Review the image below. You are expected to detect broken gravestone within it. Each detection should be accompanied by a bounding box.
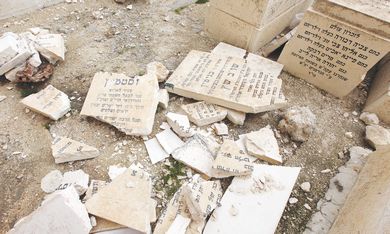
[80,72,159,136]
[41,170,63,193]
[56,169,89,196]
[20,85,70,120]
[365,125,390,149]
[244,126,282,164]
[181,101,227,127]
[203,164,301,234]
[34,34,65,64]
[212,139,254,178]
[165,215,191,234]
[278,106,316,142]
[166,112,194,138]
[8,187,92,234]
[85,166,152,234]
[144,137,169,164]
[51,136,99,163]
[165,50,287,113]
[156,128,185,154]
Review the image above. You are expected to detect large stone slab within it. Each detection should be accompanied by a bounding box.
[165,50,286,113]
[51,136,99,163]
[278,9,390,97]
[20,85,70,120]
[80,72,159,136]
[8,187,92,234]
[85,166,152,233]
[203,164,300,234]
[329,146,390,234]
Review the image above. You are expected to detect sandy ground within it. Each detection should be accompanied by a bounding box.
[0,0,380,233]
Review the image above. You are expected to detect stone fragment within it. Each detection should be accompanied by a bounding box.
[166,112,194,138]
[166,51,287,113]
[211,42,246,58]
[289,197,298,204]
[212,123,228,136]
[244,126,282,164]
[166,215,191,234]
[0,34,18,66]
[34,34,65,64]
[181,101,227,127]
[57,170,89,196]
[212,139,253,178]
[278,106,316,142]
[156,128,185,154]
[51,136,99,163]
[304,203,312,210]
[149,199,157,223]
[226,108,246,125]
[359,112,379,125]
[146,61,169,82]
[172,134,215,177]
[365,125,390,149]
[80,72,159,136]
[0,95,6,102]
[85,166,152,233]
[20,85,70,120]
[345,132,353,139]
[84,180,107,201]
[8,187,92,234]
[300,182,311,192]
[41,170,63,193]
[203,164,301,234]
[158,89,169,109]
[108,165,127,181]
[183,179,223,221]
[0,34,33,76]
[260,27,297,57]
[160,122,170,130]
[144,138,169,164]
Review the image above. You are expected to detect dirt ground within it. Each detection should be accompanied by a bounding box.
[0,0,381,233]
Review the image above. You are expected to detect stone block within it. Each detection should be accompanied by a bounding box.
[51,136,99,163]
[181,101,227,127]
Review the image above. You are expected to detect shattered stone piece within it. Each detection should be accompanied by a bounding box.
[166,112,194,138]
[0,34,18,66]
[41,170,63,193]
[146,61,169,82]
[212,139,253,178]
[183,179,223,221]
[345,132,353,139]
[51,136,99,163]
[211,42,246,58]
[84,180,108,201]
[212,123,228,136]
[8,187,92,234]
[20,85,70,120]
[57,170,89,196]
[166,215,191,234]
[260,27,297,57]
[158,89,169,109]
[160,122,170,130]
[165,50,287,113]
[81,72,159,136]
[226,108,246,125]
[156,128,185,154]
[365,125,390,149]
[289,197,298,204]
[203,164,301,234]
[181,101,227,127]
[29,27,50,36]
[300,182,311,192]
[144,138,169,164]
[244,126,282,164]
[172,134,215,177]
[34,34,65,64]
[0,95,6,102]
[85,166,152,233]
[278,106,316,142]
[108,165,127,181]
[304,203,312,210]
[149,199,157,223]
[359,112,379,125]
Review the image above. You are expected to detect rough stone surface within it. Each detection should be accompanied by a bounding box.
[365,125,390,149]
[20,85,70,120]
[359,112,379,125]
[146,61,169,82]
[278,106,316,142]
[40,170,63,193]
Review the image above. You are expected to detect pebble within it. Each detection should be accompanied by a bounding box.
[345,132,353,139]
[289,197,298,204]
[304,203,312,210]
[321,169,331,174]
[300,182,311,192]
[359,112,379,125]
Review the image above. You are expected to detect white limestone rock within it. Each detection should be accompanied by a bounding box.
[244,126,282,164]
[20,85,70,120]
[181,101,227,127]
[166,112,194,138]
[51,137,99,163]
[147,61,169,82]
[0,95,6,102]
[8,187,92,234]
[300,182,311,192]
[365,125,390,149]
[156,128,185,154]
[34,34,65,64]
[212,123,228,136]
[158,89,169,109]
[278,106,316,142]
[57,170,89,196]
[226,108,246,125]
[144,137,169,164]
[0,34,19,66]
[359,112,379,125]
[166,215,191,234]
[41,170,63,193]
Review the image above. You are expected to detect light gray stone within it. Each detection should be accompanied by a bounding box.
[359,112,379,125]
[365,125,390,149]
[278,106,316,142]
[41,170,63,193]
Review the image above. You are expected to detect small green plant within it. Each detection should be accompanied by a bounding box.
[17,83,39,97]
[195,0,209,4]
[162,160,186,197]
[43,122,51,130]
[174,6,187,14]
